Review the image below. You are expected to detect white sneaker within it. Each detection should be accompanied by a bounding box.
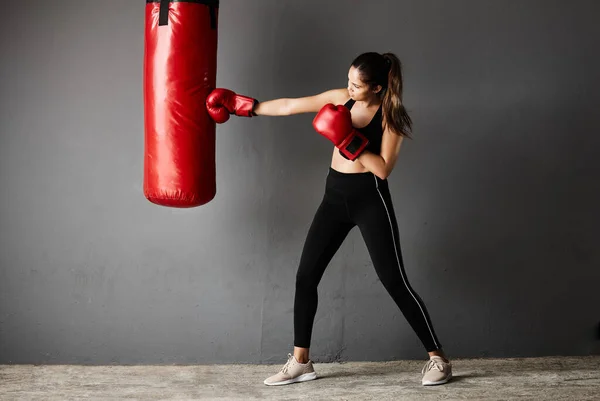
[421,356,453,385]
[263,353,317,386]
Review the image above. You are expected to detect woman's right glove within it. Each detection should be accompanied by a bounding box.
[206,88,259,124]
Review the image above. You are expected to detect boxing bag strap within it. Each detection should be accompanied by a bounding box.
[147,0,219,29]
[159,0,170,26]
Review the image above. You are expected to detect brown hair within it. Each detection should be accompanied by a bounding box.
[351,52,413,139]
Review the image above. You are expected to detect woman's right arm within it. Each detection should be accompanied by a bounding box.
[254,88,348,116]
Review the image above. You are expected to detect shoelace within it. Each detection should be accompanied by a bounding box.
[280,353,294,374]
[422,358,445,375]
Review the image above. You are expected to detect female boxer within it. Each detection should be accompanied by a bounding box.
[207,52,452,387]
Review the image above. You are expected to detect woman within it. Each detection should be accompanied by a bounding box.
[206,52,452,387]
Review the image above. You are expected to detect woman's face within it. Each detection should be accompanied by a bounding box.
[347,66,379,101]
[348,67,381,101]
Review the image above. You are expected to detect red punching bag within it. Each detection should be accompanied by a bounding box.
[143,0,219,207]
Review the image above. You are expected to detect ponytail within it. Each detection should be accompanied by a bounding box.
[382,53,413,139]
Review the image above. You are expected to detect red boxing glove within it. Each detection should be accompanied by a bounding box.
[206,88,259,123]
[313,104,369,161]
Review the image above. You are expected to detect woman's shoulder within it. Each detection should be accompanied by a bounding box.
[322,88,351,105]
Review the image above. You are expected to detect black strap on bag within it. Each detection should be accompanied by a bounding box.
[146,0,219,29]
[159,0,170,26]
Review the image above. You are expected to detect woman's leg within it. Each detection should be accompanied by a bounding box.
[294,194,354,360]
[355,180,443,354]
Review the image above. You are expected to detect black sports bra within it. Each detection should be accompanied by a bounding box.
[343,99,383,155]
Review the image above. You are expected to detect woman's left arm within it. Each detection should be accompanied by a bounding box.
[356,126,404,180]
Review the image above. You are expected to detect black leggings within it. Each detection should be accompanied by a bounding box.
[293,167,442,352]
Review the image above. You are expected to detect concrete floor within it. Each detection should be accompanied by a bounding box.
[0,356,598,400]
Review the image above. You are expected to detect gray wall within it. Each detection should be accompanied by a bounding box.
[1,0,599,364]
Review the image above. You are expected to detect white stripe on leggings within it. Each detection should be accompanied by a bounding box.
[372,175,440,349]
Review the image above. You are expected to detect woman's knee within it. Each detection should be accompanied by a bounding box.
[295,270,319,291]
